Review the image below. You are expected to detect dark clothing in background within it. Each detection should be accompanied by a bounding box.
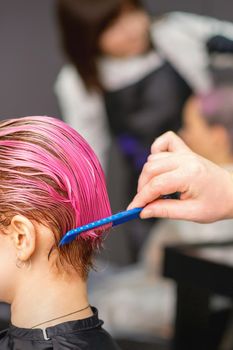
[207,35,233,53]
[0,307,120,350]
[104,61,192,161]
[104,62,191,259]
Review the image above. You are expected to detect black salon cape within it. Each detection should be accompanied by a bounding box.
[0,307,120,350]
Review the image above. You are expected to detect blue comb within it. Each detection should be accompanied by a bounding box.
[59,192,180,246]
[59,207,143,246]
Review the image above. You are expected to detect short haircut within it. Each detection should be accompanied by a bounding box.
[56,0,141,90]
[0,116,111,279]
[198,85,233,149]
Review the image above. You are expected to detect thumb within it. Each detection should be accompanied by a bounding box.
[140,199,198,221]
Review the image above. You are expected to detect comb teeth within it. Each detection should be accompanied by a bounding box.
[70,218,112,234]
[59,208,143,246]
[59,193,180,247]
[59,218,113,246]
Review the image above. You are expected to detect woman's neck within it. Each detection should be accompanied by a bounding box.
[11,266,92,329]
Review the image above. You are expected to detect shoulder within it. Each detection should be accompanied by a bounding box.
[152,11,214,29]
[81,327,120,350]
[151,11,222,41]
[152,11,233,41]
[56,325,120,350]
[55,64,87,97]
[54,64,104,113]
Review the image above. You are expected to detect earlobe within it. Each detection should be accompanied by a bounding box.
[10,215,36,262]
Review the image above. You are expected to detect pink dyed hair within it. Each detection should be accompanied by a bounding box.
[0,116,112,278]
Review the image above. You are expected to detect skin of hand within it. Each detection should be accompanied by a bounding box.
[128,131,233,223]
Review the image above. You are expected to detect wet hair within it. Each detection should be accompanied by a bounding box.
[0,116,111,279]
[56,0,141,90]
[198,86,233,149]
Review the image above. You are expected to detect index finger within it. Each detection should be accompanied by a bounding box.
[128,170,184,209]
[137,153,177,192]
[151,131,190,154]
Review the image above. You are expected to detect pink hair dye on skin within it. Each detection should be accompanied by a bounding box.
[0,116,112,273]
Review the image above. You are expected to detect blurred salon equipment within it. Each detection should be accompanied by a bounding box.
[207,35,233,85]
[163,241,233,350]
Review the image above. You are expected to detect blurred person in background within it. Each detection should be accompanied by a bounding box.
[89,85,233,339]
[54,0,233,258]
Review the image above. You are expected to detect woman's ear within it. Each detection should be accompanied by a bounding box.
[10,215,36,262]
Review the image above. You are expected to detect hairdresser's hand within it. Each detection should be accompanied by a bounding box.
[128,132,233,223]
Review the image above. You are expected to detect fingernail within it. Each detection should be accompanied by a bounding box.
[128,203,137,210]
[141,209,153,218]
[127,197,137,210]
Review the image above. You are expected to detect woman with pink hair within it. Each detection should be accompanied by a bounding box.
[0,116,119,349]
